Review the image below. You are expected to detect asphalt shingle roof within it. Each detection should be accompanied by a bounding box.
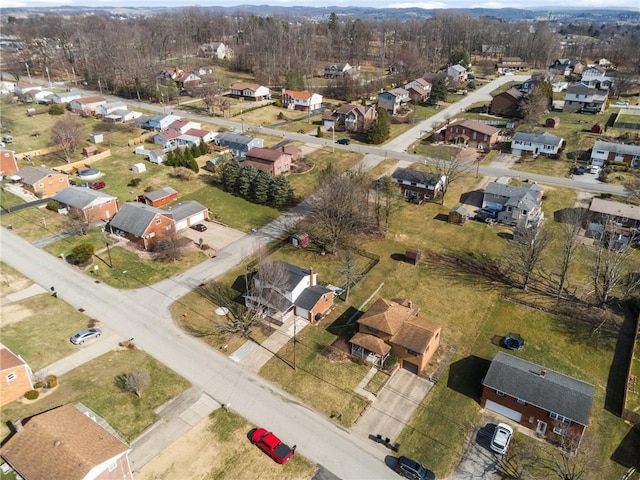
[392,167,442,186]
[593,140,640,156]
[215,133,257,146]
[512,132,563,147]
[16,166,65,185]
[163,200,207,221]
[143,187,177,202]
[294,285,332,312]
[53,187,116,209]
[108,202,167,237]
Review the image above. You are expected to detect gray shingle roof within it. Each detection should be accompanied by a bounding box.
[109,202,167,237]
[16,166,64,185]
[391,167,442,186]
[215,133,257,145]
[295,285,332,311]
[512,132,563,147]
[483,352,595,425]
[163,200,207,221]
[593,140,640,156]
[53,187,116,209]
[143,187,177,202]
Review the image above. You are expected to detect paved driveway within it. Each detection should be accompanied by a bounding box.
[180,221,246,252]
[453,418,512,480]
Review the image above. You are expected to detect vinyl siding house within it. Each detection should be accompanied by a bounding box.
[168,119,201,134]
[50,91,82,104]
[481,352,594,450]
[590,140,640,168]
[145,114,182,131]
[96,102,127,117]
[549,58,584,76]
[281,90,323,111]
[0,403,133,480]
[228,83,270,101]
[108,202,176,250]
[563,84,608,114]
[153,130,181,149]
[444,119,500,151]
[16,166,70,198]
[349,298,442,375]
[511,132,563,157]
[324,63,355,79]
[162,200,209,231]
[447,64,468,83]
[377,88,410,116]
[52,187,119,223]
[0,348,34,407]
[327,104,377,133]
[391,167,446,203]
[197,42,228,59]
[243,147,292,176]
[588,198,640,250]
[244,262,334,324]
[68,96,107,115]
[483,182,544,228]
[404,78,431,103]
[214,133,263,158]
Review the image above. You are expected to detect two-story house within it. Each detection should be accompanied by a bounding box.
[53,187,119,223]
[243,147,292,176]
[377,88,410,116]
[447,64,468,83]
[214,133,264,158]
[325,105,377,133]
[482,182,544,228]
[0,348,34,407]
[482,352,594,451]
[549,59,584,76]
[324,63,358,79]
[391,167,447,203]
[404,78,431,104]
[581,66,607,81]
[444,119,500,151]
[511,132,563,157]
[590,140,640,168]
[519,72,555,95]
[244,262,334,324]
[169,119,202,134]
[563,83,608,114]
[281,90,323,112]
[17,166,70,198]
[196,41,228,59]
[108,202,176,250]
[68,96,107,115]
[349,298,442,375]
[496,56,528,74]
[588,197,640,250]
[490,88,523,117]
[228,83,270,101]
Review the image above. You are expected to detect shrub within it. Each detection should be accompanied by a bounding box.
[317,126,324,138]
[116,371,150,398]
[24,390,39,400]
[34,381,45,389]
[46,374,58,388]
[170,167,196,180]
[46,200,60,211]
[49,104,65,115]
[128,178,142,187]
[70,242,94,265]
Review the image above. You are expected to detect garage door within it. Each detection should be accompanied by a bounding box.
[402,360,419,375]
[485,400,522,423]
[189,212,205,224]
[175,219,188,231]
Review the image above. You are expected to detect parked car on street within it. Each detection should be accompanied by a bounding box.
[336,138,351,145]
[490,423,513,454]
[70,328,102,345]
[250,428,295,464]
[190,223,207,232]
[394,456,432,480]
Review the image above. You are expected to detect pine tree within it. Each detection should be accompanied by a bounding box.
[237,166,257,198]
[430,77,448,104]
[366,107,390,144]
[165,150,176,166]
[190,144,199,158]
[252,171,271,204]
[222,159,241,193]
[269,175,294,208]
[199,141,209,156]
[188,158,199,173]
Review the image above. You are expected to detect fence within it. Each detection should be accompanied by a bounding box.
[622,312,640,425]
[52,149,112,173]
[127,132,156,148]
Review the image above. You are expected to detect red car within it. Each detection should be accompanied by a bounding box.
[251,427,295,464]
[89,181,106,190]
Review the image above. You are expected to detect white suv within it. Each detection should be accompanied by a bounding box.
[490,423,513,454]
[590,165,602,175]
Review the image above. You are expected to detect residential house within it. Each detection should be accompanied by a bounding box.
[391,167,447,203]
[0,149,19,176]
[16,166,70,198]
[596,58,613,69]
[349,298,442,375]
[377,88,410,116]
[482,182,544,228]
[563,83,608,113]
[96,102,127,117]
[519,72,555,95]
[157,68,201,90]
[183,128,215,145]
[326,104,377,133]
[590,140,640,168]
[447,64,468,83]
[108,202,176,250]
[52,187,119,223]
[214,133,263,158]
[15,83,42,96]
[281,90,323,111]
[244,262,334,324]
[153,130,181,149]
[282,145,303,162]
[490,88,523,117]
[68,96,107,115]
[496,57,528,74]
[169,119,202,134]
[580,76,614,90]
[197,41,228,59]
[581,66,607,81]
[243,147,291,176]
[444,119,500,151]
[103,109,141,123]
[0,347,34,407]
[0,81,16,95]
[228,83,270,101]
[49,91,82,104]
[481,352,594,450]
[588,197,640,249]
[137,187,178,207]
[162,200,209,230]
[145,114,181,131]
[549,59,584,76]
[324,63,356,79]
[481,44,506,57]
[511,132,563,157]
[0,403,133,480]
[22,89,53,104]
[404,78,432,104]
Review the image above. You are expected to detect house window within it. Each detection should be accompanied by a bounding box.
[108,461,118,472]
[496,390,505,396]
[6,372,17,382]
[552,426,565,435]
[549,412,572,424]
[406,348,422,357]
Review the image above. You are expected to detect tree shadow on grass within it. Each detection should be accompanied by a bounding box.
[326,306,360,338]
[611,425,640,470]
[424,250,512,290]
[447,355,492,403]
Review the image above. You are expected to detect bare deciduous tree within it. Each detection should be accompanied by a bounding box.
[555,208,587,299]
[119,371,150,398]
[338,249,362,302]
[50,115,83,163]
[509,223,552,291]
[430,152,472,206]
[375,175,402,233]
[153,235,185,263]
[64,210,90,235]
[624,176,640,200]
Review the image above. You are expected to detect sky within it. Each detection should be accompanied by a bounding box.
[2,0,639,11]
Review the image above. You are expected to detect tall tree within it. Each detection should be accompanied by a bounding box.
[50,115,83,163]
[555,208,586,299]
[430,152,471,206]
[521,83,552,125]
[509,223,552,291]
[429,77,448,104]
[376,176,401,233]
[338,249,362,302]
[366,107,390,144]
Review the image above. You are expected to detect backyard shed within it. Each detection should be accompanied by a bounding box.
[405,248,422,265]
[448,205,467,225]
[89,133,104,144]
[290,233,310,248]
[132,163,147,174]
[82,146,98,157]
[591,124,603,134]
[545,117,560,128]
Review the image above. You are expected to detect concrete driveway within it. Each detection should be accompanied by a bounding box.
[180,221,247,252]
[352,368,433,444]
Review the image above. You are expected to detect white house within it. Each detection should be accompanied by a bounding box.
[169,119,202,134]
[511,132,564,157]
[197,42,228,59]
[324,63,354,79]
[281,90,323,111]
[581,66,607,81]
[104,109,141,123]
[563,84,608,114]
[69,96,107,114]
[153,130,181,148]
[50,91,82,104]
[447,64,468,83]
[183,128,215,144]
[25,89,53,103]
[0,81,16,95]
[228,83,270,101]
[97,102,127,116]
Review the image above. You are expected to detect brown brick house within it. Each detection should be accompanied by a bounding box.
[481,352,594,450]
[244,147,291,176]
[0,149,19,176]
[0,403,133,480]
[444,119,499,151]
[391,167,447,203]
[53,187,119,223]
[350,298,442,375]
[108,202,176,250]
[490,88,523,117]
[0,348,33,407]
[17,166,70,198]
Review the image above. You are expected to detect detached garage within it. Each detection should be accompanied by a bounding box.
[163,200,208,231]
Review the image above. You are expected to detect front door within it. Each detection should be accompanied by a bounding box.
[536,420,547,435]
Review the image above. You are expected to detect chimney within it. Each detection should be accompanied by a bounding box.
[540,368,547,377]
[13,419,24,433]
[309,267,314,286]
[282,146,286,152]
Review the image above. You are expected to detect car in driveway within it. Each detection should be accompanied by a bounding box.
[70,328,102,345]
[574,165,587,175]
[251,427,295,464]
[394,456,433,480]
[190,223,207,232]
[89,181,106,190]
[615,100,629,106]
[474,208,498,222]
[590,165,601,175]
[336,138,351,145]
[490,423,513,454]
[503,335,525,350]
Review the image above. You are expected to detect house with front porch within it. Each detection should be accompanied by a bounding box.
[228,83,270,101]
[349,298,442,375]
[482,181,544,228]
[511,132,563,157]
[52,187,119,223]
[563,83,608,114]
[244,262,334,325]
[391,167,447,203]
[481,352,594,451]
[108,202,176,250]
[325,104,377,133]
[377,88,410,116]
[590,140,640,168]
[214,133,263,158]
[281,90,323,111]
[444,119,499,151]
[496,56,528,74]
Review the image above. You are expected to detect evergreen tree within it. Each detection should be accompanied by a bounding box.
[237,166,257,198]
[188,158,199,173]
[366,107,390,144]
[174,148,184,165]
[165,150,176,166]
[184,148,194,162]
[199,141,209,156]
[252,170,271,204]
[449,47,470,68]
[190,143,199,158]
[222,159,241,193]
[284,71,306,91]
[429,77,447,104]
[269,175,294,208]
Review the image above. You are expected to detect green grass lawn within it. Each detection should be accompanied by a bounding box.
[0,349,191,442]
[510,156,573,177]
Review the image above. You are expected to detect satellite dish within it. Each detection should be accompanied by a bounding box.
[215,307,229,316]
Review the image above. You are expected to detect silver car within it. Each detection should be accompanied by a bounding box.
[490,423,513,454]
[70,328,102,345]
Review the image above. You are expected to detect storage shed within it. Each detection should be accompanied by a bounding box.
[132,163,147,174]
[290,233,310,248]
[448,205,467,225]
[545,117,560,129]
[82,146,98,157]
[591,124,603,134]
[405,248,422,265]
[89,133,104,144]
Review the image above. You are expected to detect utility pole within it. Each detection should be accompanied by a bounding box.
[292,318,297,370]
[25,63,32,83]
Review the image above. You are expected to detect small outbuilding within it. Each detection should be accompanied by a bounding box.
[290,233,310,248]
[405,248,422,265]
[89,133,104,144]
[545,117,560,129]
[82,145,98,157]
[132,162,147,174]
[591,124,603,134]
[448,205,467,225]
